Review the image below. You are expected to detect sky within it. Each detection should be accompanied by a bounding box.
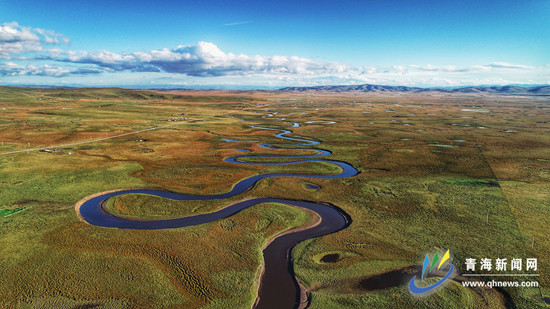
[0,0,549,89]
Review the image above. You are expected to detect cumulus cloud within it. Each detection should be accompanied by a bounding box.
[0,22,70,59]
[46,42,359,77]
[0,62,100,77]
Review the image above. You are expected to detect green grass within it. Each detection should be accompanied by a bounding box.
[0,207,28,217]
[0,87,548,308]
[0,160,146,205]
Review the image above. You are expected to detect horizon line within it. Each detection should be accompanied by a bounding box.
[1,83,549,91]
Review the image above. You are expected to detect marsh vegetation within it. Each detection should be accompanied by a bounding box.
[0,87,548,308]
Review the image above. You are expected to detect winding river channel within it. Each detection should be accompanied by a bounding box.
[77,121,358,308]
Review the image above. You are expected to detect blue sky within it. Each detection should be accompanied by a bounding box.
[1,0,548,88]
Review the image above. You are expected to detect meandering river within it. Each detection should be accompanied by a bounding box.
[77,121,358,308]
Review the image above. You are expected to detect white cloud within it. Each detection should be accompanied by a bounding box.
[0,62,100,77]
[49,42,362,77]
[223,21,252,27]
[1,22,547,87]
[486,62,533,70]
[0,22,70,59]
[409,63,535,73]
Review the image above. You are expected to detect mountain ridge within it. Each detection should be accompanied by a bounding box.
[279,84,550,95]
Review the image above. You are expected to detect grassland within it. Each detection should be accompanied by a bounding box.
[0,86,548,308]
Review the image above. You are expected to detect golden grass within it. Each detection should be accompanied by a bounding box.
[0,87,548,308]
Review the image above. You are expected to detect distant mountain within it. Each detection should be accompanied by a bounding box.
[281,84,423,92]
[280,84,550,95]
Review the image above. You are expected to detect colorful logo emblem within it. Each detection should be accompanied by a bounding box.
[409,249,454,295]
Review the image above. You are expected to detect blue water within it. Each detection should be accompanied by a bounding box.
[77,122,358,309]
[80,125,358,228]
[221,138,259,143]
[305,184,320,189]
